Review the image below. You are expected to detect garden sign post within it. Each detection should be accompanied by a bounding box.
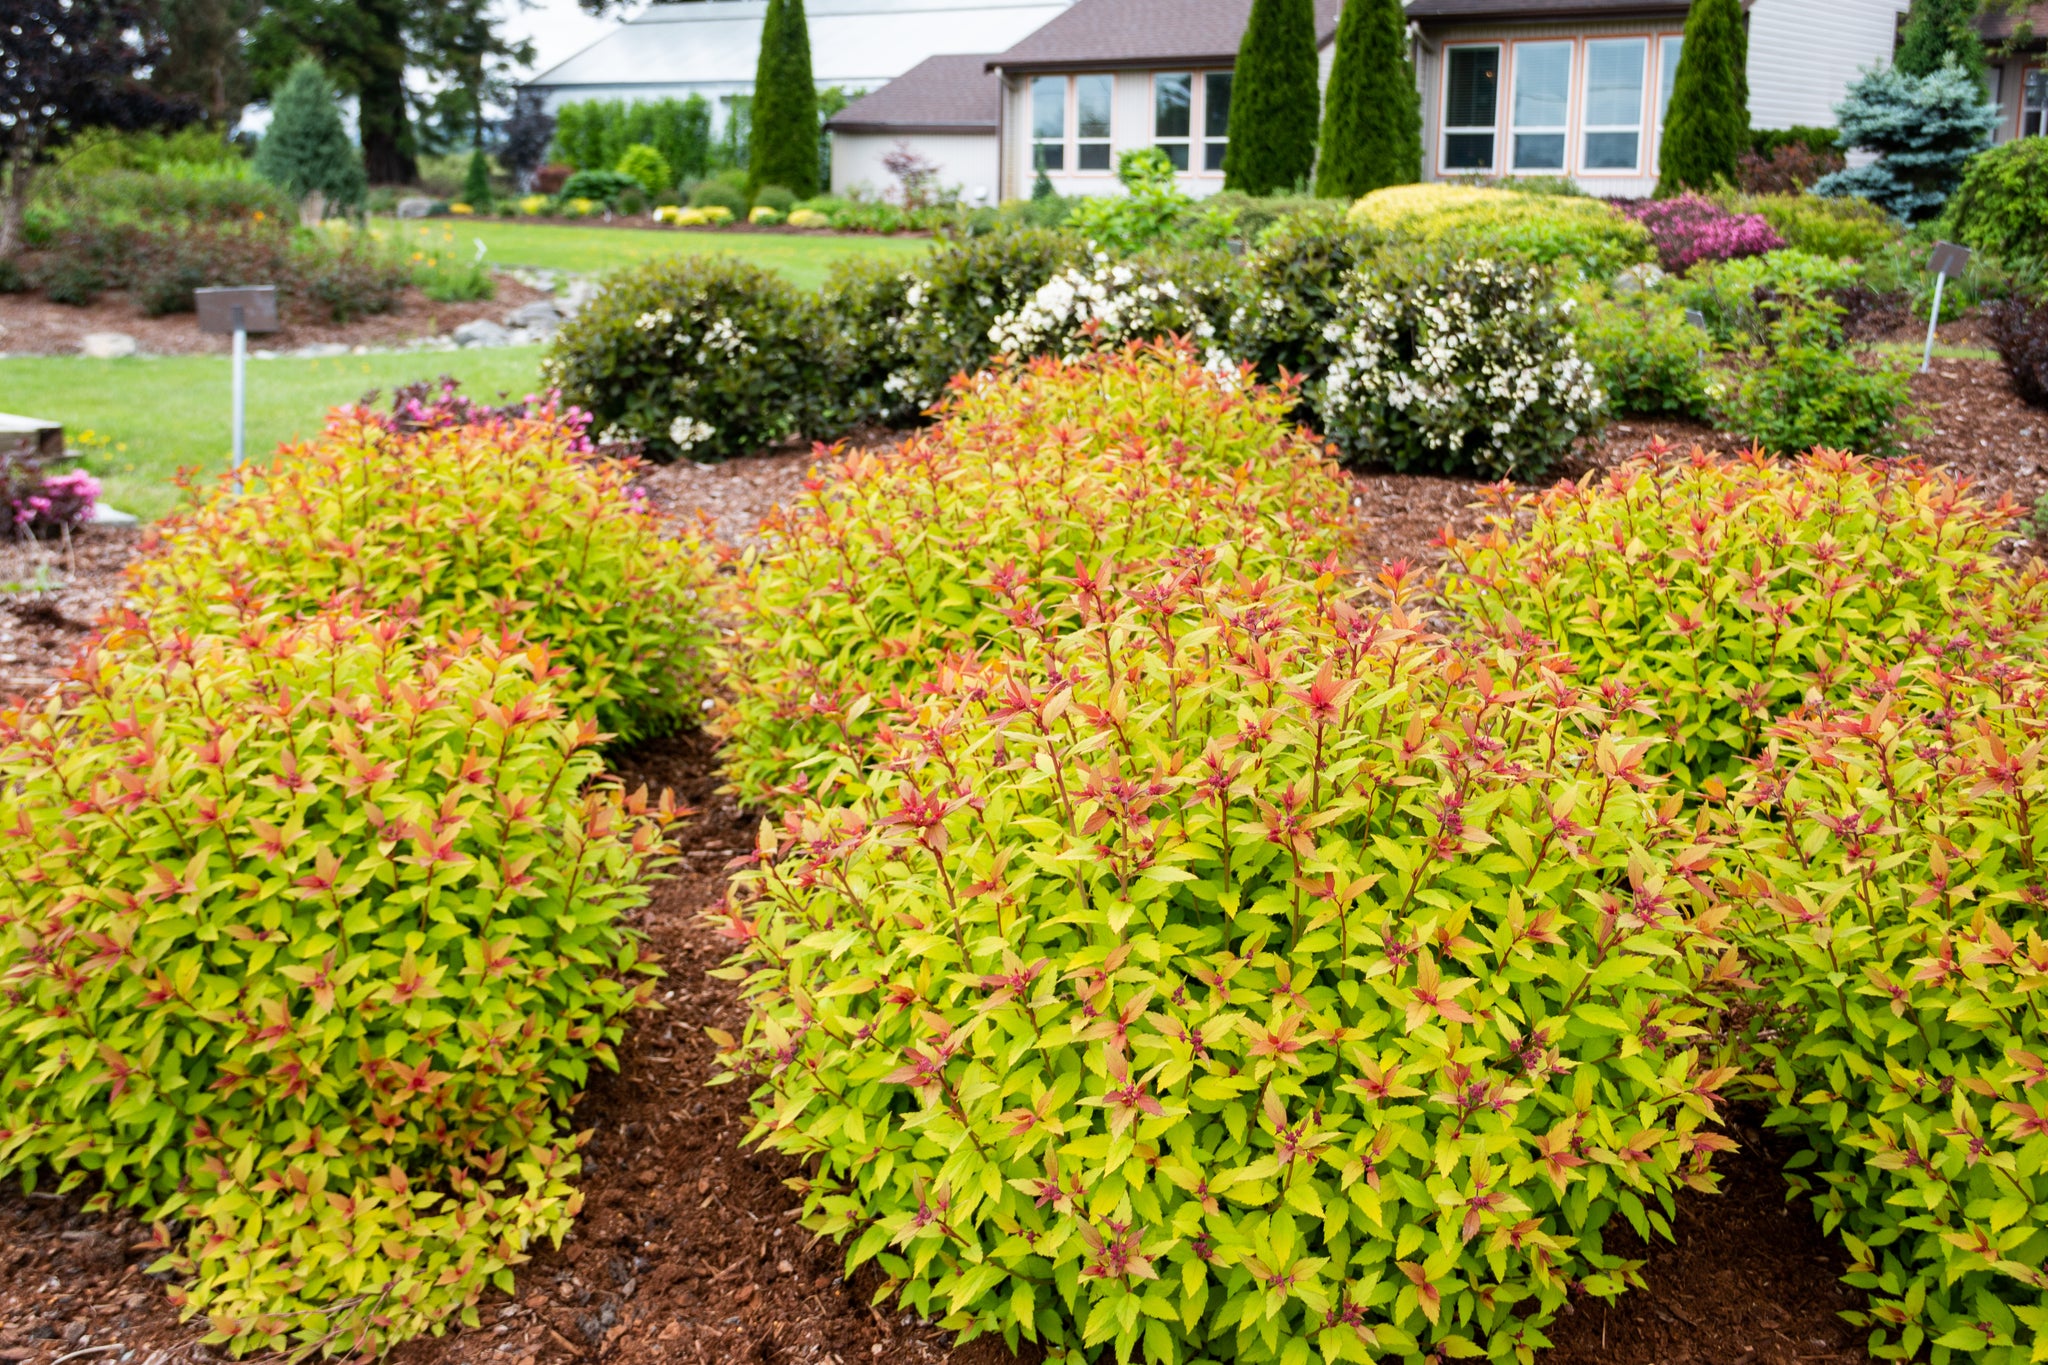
[1922,241,1971,373]
[194,286,281,470]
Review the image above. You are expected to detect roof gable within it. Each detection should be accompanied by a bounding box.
[827,53,1001,131]
[988,0,1343,73]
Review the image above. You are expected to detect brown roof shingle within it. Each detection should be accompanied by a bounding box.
[1407,0,1687,19]
[826,53,1001,132]
[987,0,1342,72]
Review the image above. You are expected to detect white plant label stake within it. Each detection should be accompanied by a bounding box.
[1922,241,1971,373]
[195,286,282,471]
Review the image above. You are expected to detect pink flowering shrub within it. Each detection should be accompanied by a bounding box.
[1623,195,1786,273]
[2,458,100,534]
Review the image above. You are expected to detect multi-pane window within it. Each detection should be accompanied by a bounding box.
[1658,36,1683,124]
[1204,72,1232,170]
[1076,74,1112,169]
[1031,76,1065,171]
[1582,38,1647,170]
[1154,72,1193,169]
[2025,68,2047,138]
[1511,41,1572,171]
[1443,46,1500,171]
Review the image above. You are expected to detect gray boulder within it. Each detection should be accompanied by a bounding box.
[505,300,563,332]
[79,332,138,359]
[452,319,512,348]
[396,196,435,220]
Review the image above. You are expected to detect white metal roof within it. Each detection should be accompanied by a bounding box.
[526,0,1074,93]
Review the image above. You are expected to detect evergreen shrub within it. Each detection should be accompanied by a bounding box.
[715,342,1358,807]
[615,144,673,197]
[128,399,713,744]
[253,60,367,213]
[1442,444,2045,783]
[1942,135,2048,263]
[1223,0,1321,194]
[1350,184,1651,277]
[1314,0,1420,197]
[1225,206,1382,390]
[0,611,675,1357]
[720,565,1742,1364]
[1656,0,1749,194]
[1813,60,1997,221]
[543,253,829,461]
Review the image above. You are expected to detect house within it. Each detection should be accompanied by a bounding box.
[521,0,1075,133]
[1981,2,2047,142]
[827,55,1005,200]
[1407,0,1908,195]
[836,0,2048,203]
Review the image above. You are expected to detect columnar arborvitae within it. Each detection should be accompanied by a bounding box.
[1314,0,1420,198]
[253,59,367,211]
[1895,0,1988,88]
[1657,0,1749,194]
[749,0,819,196]
[1223,0,1321,196]
[462,148,493,207]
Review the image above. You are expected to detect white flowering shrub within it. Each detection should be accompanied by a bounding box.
[987,253,1237,365]
[1316,252,1606,479]
[544,254,829,459]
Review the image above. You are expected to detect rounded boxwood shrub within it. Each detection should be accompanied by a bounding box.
[715,342,1358,808]
[1349,183,1652,278]
[718,566,1739,1364]
[1943,134,2048,264]
[545,253,831,460]
[0,611,675,1357]
[1315,250,1606,479]
[1442,443,2048,783]
[127,398,713,745]
[1719,650,2048,1364]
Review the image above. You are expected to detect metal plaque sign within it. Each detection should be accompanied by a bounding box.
[1927,241,1972,278]
[195,285,280,335]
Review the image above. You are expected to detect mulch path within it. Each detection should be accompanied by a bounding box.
[3,355,2047,1365]
[0,277,550,359]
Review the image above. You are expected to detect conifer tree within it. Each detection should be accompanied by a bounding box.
[1314,0,1419,198]
[1895,0,1987,88]
[1223,0,1320,196]
[1656,0,1749,194]
[253,58,366,215]
[462,148,493,207]
[749,0,819,196]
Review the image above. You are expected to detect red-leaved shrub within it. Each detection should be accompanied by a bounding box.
[1622,195,1786,273]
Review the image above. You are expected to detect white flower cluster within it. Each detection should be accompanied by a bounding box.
[667,416,715,452]
[987,261,1215,362]
[1314,259,1605,478]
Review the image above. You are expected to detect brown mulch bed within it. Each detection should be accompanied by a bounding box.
[0,527,140,702]
[6,355,2048,1365]
[0,277,550,358]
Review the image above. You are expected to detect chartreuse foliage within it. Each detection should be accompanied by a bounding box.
[1442,445,2047,785]
[715,343,1358,809]
[717,566,1743,1365]
[1719,652,2048,1364]
[125,401,714,745]
[0,611,676,1357]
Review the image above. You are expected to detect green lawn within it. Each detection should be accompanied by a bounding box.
[6,348,544,522]
[392,218,930,289]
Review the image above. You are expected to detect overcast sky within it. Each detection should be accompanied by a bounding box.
[498,0,636,81]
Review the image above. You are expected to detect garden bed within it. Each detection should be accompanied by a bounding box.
[0,276,551,358]
[2,354,2046,1365]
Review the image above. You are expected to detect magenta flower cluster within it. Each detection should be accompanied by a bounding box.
[369,377,599,454]
[1624,194,1786,273]
[9,468,100,532]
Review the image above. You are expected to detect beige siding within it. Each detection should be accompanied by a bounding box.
[1745,0,1909,129]
[831,132,1001,201]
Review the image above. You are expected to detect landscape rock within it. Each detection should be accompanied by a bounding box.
[452,319,512,348]
[1612,262,1667,296]
[290,342,350,358]
[90,503,139,526]
[560,278,603,318]
[78,333,138,359]
[396,196,435,219]
[505,300,563,332]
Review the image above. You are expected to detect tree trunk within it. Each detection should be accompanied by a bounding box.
[0,143,34,262]
[356,0,418,184]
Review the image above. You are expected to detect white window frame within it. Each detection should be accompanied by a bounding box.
[1153,71,1193,171]
[1201,70,1232,174]
[1029,75,1067,174]
[1508,39,1574,175]
[1440,43,1503,175]
[1029,75,1114,177]
[1074,74,1114,172]
[2024,66,2047,138]
[1580,36,1649,176]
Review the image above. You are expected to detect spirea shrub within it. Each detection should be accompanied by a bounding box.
[542,253,829,458]
[1620,195,1786,275]
[987,255,1232,363]
[1316,252,1604,479]
[0,611,675,1357]
[1442,443,2046,783]
[718,567,1741,1365]
[716,342,1358,808]
[1721,654,2048,1365]
[1350,183,1652,278]
[126,400,714,745]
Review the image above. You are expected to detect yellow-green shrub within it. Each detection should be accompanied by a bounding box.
[715,341,1360,808]
[1349,184,1651,277]
[1442,444,2047,783]
[0,611,676,1356]
[127,399,713,744]
[720,566,1740,1364]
